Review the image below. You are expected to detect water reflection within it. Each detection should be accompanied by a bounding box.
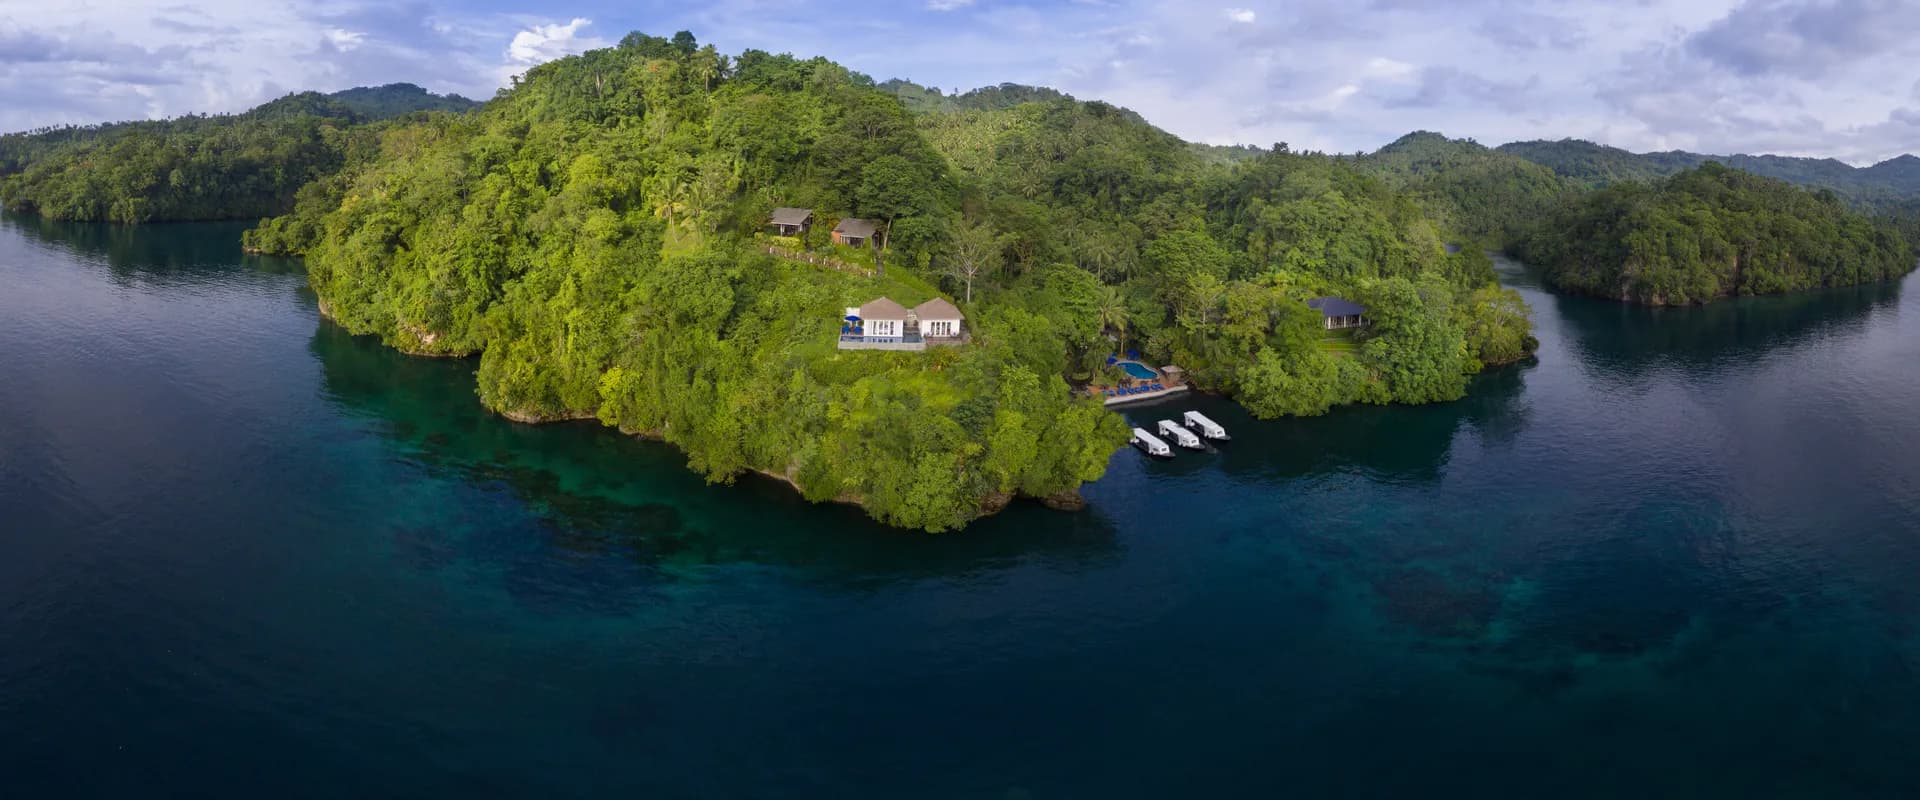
[307,320,1123,596]
[1541,267,1903,382]
[0,210,304,282]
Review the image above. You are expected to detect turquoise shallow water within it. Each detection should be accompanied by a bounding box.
[3,212,1920,797]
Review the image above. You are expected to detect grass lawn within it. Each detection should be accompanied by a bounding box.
[1318,328,1359,357]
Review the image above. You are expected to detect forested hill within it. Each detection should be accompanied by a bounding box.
[257,31,1532,529]
[1355,131,1574,248]
[1352,133,1918,301]
[1515,162,1916,304]
[324,83,479,118]
[0,84,475,223]
[1496,138,1920,209]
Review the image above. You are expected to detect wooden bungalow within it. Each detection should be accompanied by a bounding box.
[833,218,879,248]
[768,207,813,237]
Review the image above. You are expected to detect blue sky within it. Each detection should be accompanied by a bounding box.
[4,1,1919,164]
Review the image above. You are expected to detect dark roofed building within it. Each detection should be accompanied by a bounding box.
[1307,296,1368,330]
[833,218,879,247]
[769,207,813,236]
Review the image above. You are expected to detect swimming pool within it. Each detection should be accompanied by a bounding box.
[1119,361,1158,380]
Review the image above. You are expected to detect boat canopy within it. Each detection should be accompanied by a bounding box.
[1183,411,1228,440]
[1157,419,1202,449]
[1130,427,1172,457]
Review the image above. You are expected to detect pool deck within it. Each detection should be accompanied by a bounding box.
[1100,384,1191,406]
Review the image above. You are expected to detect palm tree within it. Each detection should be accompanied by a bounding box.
[653,174,690,229]
[1095,284,1130,349]
[692,46,723,92]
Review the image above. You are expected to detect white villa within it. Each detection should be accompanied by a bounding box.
[913,297,963,339]
[838,296,967,351]
[857,297,910,339]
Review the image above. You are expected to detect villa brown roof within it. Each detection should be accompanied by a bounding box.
[769,207,813,226]
[834,218,880,239]
[858,296,909,320]
[912,297,964,320]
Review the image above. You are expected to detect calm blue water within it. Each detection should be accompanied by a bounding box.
[4,212,1920,797]
[1119,361,1158,380]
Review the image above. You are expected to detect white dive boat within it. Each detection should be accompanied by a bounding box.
[1157,419,1204,450]
[1130,427,1173,457]
[1182,410,1229,441]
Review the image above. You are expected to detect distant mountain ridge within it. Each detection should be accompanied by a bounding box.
[237,83,478,124]
[1495,138,1920,207]
[877,80,1920,205]
[321,83,479,119]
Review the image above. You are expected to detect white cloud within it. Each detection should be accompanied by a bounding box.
[325,28,366,52]
[1226,8,1256,24]
[927,0,977,10]
[506,17,603,65]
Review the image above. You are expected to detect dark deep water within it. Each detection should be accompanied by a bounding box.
[4,213,1920,798]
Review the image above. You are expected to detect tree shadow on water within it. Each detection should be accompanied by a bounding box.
[1187,357,1534,487]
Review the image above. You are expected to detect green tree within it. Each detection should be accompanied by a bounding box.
[942,217,1006,302]
[856,154,938,274]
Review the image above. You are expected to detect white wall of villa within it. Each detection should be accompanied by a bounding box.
[919,317,961,337]
[867,318,904,337]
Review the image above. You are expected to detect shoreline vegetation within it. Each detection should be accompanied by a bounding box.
[3,33,1915,529]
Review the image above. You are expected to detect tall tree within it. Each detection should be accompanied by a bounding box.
[942,218,1006,303]
[856,154,935,274]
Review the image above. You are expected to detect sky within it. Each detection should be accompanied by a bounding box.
[3,0,1918,164]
